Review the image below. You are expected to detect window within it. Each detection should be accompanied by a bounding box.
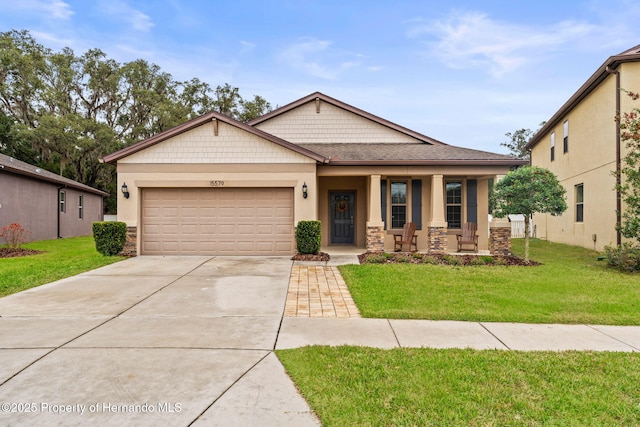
[446,181,462,229]
[390,181,407,229]
[563,120,569,153]
[550,132,555,161]
[59,191,66,213]
[576,184,584,222]
[78,195,83,219]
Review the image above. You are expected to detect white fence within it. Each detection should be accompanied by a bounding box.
[508,214,534,238]
[488,214,534,238]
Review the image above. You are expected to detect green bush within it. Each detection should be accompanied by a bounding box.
[395,254,412,263]
[364,254,387,264]
[442,254,462,266]
[296,220,321,254]
[604,243,640,272]
[421,255,441,265]
[470,257,487,266]
[92,221,127,256]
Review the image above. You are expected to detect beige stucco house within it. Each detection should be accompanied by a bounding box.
[103,92,525,256]
[526,45,640,251]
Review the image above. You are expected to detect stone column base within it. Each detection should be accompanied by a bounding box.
[427,226,448,254]
[490,226,511,256]
[366,224,385,252]
[121,226,137,257]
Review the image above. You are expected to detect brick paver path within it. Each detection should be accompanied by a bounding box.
[285,266,361,318]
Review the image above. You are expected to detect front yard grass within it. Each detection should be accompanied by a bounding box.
[338,239,640,325]
[276,346,640,427]
[0,236,125,297]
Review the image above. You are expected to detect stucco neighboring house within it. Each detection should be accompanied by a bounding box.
[526,45,640,252]
[102,92,526,256]
[0,153,107,241]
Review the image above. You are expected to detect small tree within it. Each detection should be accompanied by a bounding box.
[616,89,640,242]
[493,166,567,262]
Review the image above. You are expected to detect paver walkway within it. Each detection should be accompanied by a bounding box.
[285,266,360,318]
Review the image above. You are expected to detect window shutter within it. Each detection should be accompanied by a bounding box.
[411,179,422,230]
[467,179,477,224]
[381,180,387,230]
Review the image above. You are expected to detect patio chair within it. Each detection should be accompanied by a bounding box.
[456,222,478,252]
[393,222,418,252]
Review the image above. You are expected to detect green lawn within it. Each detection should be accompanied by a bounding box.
[0,236,125,297]
[338,239,640,325]
[277,346,640,427]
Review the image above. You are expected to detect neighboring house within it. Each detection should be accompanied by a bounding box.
[526,45,640,251]
[0,153,107,241]
[102,92,525,256]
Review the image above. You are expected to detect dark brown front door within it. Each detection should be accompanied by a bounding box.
[330,191,355,244]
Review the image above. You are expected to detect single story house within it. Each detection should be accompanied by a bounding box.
[0,153,107,241]
[102,92,526,256]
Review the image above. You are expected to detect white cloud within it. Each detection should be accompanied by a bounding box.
[279,38,337,79]
[2,0,73,20]
[99,0,154,32]
[409,10,600,77]
[278,38,369,80]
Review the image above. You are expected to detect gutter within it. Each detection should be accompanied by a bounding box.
[606,65,622,246]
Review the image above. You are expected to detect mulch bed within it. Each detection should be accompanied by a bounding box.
[0,247,44,258]
[358,252,539,266]
[291,252,331,261]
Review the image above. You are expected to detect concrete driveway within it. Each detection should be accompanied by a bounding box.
[0,256,319,427]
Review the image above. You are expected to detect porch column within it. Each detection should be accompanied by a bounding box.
[366,174,385,252]
[490,174,511,255]
[428,174,448,254]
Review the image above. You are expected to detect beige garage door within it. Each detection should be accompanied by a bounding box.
[141,188,294,255]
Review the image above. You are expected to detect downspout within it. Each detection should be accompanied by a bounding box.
[606,65,622,246]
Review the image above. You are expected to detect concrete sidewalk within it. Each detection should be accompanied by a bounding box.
[276,318,640,352]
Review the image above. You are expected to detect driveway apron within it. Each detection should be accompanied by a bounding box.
[0,256,319,427]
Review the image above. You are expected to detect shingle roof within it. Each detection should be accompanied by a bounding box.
[0,153,108,196]
[300,143,526,166]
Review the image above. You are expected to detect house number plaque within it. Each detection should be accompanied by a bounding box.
[210,180,225,187]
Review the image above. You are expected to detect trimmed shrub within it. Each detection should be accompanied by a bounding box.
[92,221,127,256]
[296,220,321,254]
[604,243,640,272]
[470,257,487,266]
[383,252,395,260]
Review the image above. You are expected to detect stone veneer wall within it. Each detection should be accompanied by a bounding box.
[427,226,448,254]
[366,225,385,252]
[490,226,511,256]
[121,226,137,257]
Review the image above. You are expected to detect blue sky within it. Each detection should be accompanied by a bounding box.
[1,0,640,154]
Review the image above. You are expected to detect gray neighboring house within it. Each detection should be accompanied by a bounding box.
[0,153,107,241]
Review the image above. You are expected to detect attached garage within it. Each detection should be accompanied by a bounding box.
[141,187,294,255]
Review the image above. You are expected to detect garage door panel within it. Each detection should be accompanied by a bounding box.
[142,188,293,255]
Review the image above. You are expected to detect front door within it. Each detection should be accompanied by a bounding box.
[330,191,355,244]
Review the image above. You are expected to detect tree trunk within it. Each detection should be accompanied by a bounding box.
[524,215,530,263]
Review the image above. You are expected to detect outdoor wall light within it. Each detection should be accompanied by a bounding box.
[302,182,308,199]
[121,182,130,199]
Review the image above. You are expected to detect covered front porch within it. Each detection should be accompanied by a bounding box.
[315,167,511,255]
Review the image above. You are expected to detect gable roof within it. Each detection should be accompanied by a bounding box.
[248,91,448,146]
[101,111,328,165]
[102,92,524,167]
[526,44,640,150]
[0,153,108,196]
